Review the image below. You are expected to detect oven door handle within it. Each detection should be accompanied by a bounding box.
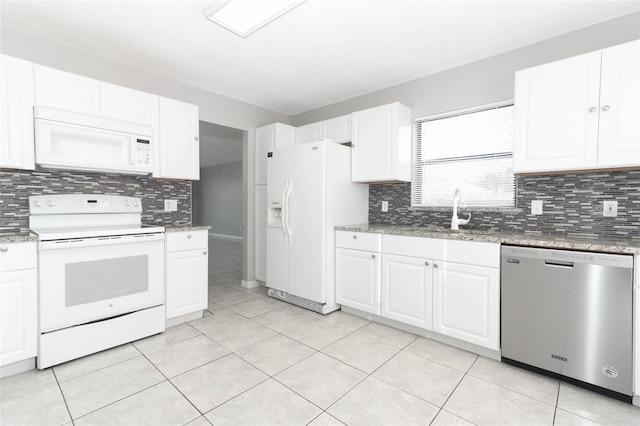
[39,233,164,250]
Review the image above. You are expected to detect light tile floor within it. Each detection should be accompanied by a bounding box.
[2,236,640,425]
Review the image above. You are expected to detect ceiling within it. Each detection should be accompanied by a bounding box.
[199,121,243,167]
[1,1,639,116]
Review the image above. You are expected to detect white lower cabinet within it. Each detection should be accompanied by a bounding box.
[165,230,208,321]
[432,261,500,351]
[335,248,380,314]
[336,231,500,352]
[335,231,382,315]
[381,254,432,330]
[0,242,37,368]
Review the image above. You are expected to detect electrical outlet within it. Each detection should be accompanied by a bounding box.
[531,200,543,215]
[164,200,178,212]
[381,201,389,212]
[603,200,618,217]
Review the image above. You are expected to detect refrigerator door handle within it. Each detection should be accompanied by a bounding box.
[284,179,293,242]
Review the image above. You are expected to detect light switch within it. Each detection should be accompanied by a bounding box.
[381,201,389,212]
[531,200,543,215]
[164,200,178,212]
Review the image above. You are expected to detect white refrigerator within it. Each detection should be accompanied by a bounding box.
[266,140,368,314]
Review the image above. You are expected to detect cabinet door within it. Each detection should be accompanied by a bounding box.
[158,98,200,180]
[352,103,411,182]
[335,248,380,314]
[254,185,267,282]
[1,269,37,366]
[166,249,208,319]
[34,65,101,115]
[514,52,601,173]
[322,115,351,144]
[597,40,640,168]
[295,122,321,145]
[0,55,35,170]
[255,125,275,185]
[100,82,155,126]
[255,123,295,184]
[381,254,432,330]
[432,261,499,350]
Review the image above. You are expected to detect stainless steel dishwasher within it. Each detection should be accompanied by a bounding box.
[501,245,633,398]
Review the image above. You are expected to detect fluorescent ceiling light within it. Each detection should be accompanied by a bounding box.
[202,0,307,38]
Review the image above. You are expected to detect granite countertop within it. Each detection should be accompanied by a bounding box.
[0,232,38,244]
[164,225,212,233]
[336,224,640,255]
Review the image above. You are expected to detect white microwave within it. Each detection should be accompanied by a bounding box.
[34,107,153,175]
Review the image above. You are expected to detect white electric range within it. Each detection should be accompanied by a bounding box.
[29,194,166,369]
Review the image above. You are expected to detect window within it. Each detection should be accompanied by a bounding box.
[411,102,515,208]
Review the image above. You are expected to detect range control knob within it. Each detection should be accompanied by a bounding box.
[133,200,139,207]
[47,200,56,207]
[124,200,130,206]
[34,199,44,207]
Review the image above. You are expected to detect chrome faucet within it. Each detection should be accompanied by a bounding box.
[451,188,471,230]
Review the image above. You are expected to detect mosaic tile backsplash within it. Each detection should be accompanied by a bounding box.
[0,169,191,233]
[369,170,640,241]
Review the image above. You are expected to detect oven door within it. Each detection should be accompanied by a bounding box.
[38,233,164,333]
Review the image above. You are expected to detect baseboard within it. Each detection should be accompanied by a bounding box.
[241,280,259,289]
[208,232,243,241]
[166,311,203,328]
[0,357,36,378]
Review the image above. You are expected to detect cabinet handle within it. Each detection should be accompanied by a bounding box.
[601,105,610,111]
[0,246,7,253]
[203,250,208,255]
[424,261,429,266]
[434,263,438,268]
[588,107,597,113]
[187,234,192,239]
[194,137,199,141]
[371,254,376,259]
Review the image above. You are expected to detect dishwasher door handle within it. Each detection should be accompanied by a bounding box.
[544,260,574,268]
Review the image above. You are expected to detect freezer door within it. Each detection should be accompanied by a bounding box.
[266,149,288,206]
[287,143,326,303]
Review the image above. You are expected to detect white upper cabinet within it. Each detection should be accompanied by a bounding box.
[1,55,35,170]
[514,39,640,173]
[351,102,412,183]
[295,122,322,145]
[597,41,640,168]
[100,82,156,126]
[321,114,351,144]
[254,123,295,185]
[156,97,200,180]
[34,65,101,115]
[34,65,156,126]
[295,114,352,145]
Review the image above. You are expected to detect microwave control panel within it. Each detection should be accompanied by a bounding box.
[136,138,152,165]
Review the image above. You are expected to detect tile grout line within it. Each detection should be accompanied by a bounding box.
[51,368,75,425]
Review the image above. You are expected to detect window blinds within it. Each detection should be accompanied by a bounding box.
[411,103,515,208]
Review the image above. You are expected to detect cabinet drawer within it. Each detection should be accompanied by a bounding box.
[336,231,381,252]
[166,230,208,252]
[0,242,37,272]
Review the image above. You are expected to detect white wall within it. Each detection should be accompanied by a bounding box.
[193,162,243,239]
[0,27,291,285]
[291,13,640,125]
